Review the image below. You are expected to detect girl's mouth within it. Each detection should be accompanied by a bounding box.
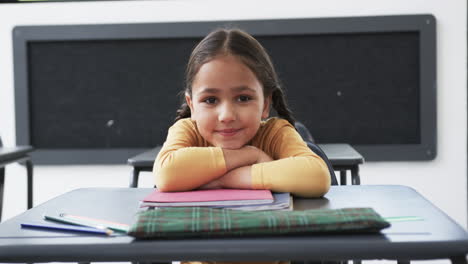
[216,128,242,137]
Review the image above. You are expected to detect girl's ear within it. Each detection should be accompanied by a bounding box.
[262,95,272,119]
[185,93,195,117]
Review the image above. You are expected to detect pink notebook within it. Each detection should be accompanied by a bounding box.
[141,189,274,207]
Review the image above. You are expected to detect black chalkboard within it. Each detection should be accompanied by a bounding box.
[13,15,436,163]
[261,32,420,145]
[28,38,199,149]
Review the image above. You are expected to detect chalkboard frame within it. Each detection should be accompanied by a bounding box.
[13,14,436,164]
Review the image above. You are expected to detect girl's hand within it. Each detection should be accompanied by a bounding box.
[222,145,273,172]
[239,145,272,163]
[198,179,222,190]
[198,166,253,190]
[255,148,273,163]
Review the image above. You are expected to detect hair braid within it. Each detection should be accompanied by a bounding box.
[272,87,295,126]
[175,102,191,121]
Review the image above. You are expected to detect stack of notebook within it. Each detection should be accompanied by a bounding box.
[139,189,292,211]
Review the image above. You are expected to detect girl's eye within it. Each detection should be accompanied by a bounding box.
[203,97,217,104]
[238,95,252,102]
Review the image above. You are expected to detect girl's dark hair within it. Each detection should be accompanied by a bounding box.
[175,28,295,126]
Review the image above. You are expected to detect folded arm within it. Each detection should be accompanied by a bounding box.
[198,147,273,190]
[155,118,331,197]
[200,120,331,197]
[248,121,331,197]
[154,119,262,191]
[204,153,331,197]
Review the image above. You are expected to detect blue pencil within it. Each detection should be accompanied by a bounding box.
[21,222,113,235]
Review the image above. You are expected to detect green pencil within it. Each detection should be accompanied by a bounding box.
[384,216,424,222]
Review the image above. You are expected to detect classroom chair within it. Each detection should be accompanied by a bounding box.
[295,121,315,143]
[295,121,361,186]
[0,135,34,221]
[305,141,338,186]
[295,121,338,186]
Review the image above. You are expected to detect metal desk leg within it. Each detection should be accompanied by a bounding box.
[129,168,140,188]
[351,165,361,185]
[451,256,468,264]
[25,159,33,209]
[340,170,347,185]
[0,167,4,221]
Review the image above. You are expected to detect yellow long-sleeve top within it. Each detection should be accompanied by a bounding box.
[153,117,331,197]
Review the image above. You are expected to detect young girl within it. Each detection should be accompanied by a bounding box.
[153,28,330,198]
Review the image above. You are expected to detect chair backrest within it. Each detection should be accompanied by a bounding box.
[306,141,338,186]
[294,121,338,186]
[295,121,315,143]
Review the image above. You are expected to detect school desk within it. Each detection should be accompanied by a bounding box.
[0,185,466,263]
[127,143,364,187]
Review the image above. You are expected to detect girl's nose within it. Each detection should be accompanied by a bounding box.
[218,103,236,123]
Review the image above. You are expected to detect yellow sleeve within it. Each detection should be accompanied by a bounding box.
[153,119,227,191]
[251,119,331,198]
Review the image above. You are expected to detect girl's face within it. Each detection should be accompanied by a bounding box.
[186,55,270,149]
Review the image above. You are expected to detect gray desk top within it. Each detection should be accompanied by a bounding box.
[128,143,364,168]
[0,185,466,263]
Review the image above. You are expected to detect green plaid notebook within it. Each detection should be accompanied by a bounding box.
[128,207,390,238]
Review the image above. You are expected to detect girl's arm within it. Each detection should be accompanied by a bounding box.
[156,118,330,197]
[198,166,252,190]
[249,120,331,197]
[202,119,331,198]
[154,119,261,191]
[199,148,273,190]
[251,155,330,197]
[222,146,273,171]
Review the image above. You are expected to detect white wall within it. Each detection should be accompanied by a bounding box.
[0,0,466,252]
